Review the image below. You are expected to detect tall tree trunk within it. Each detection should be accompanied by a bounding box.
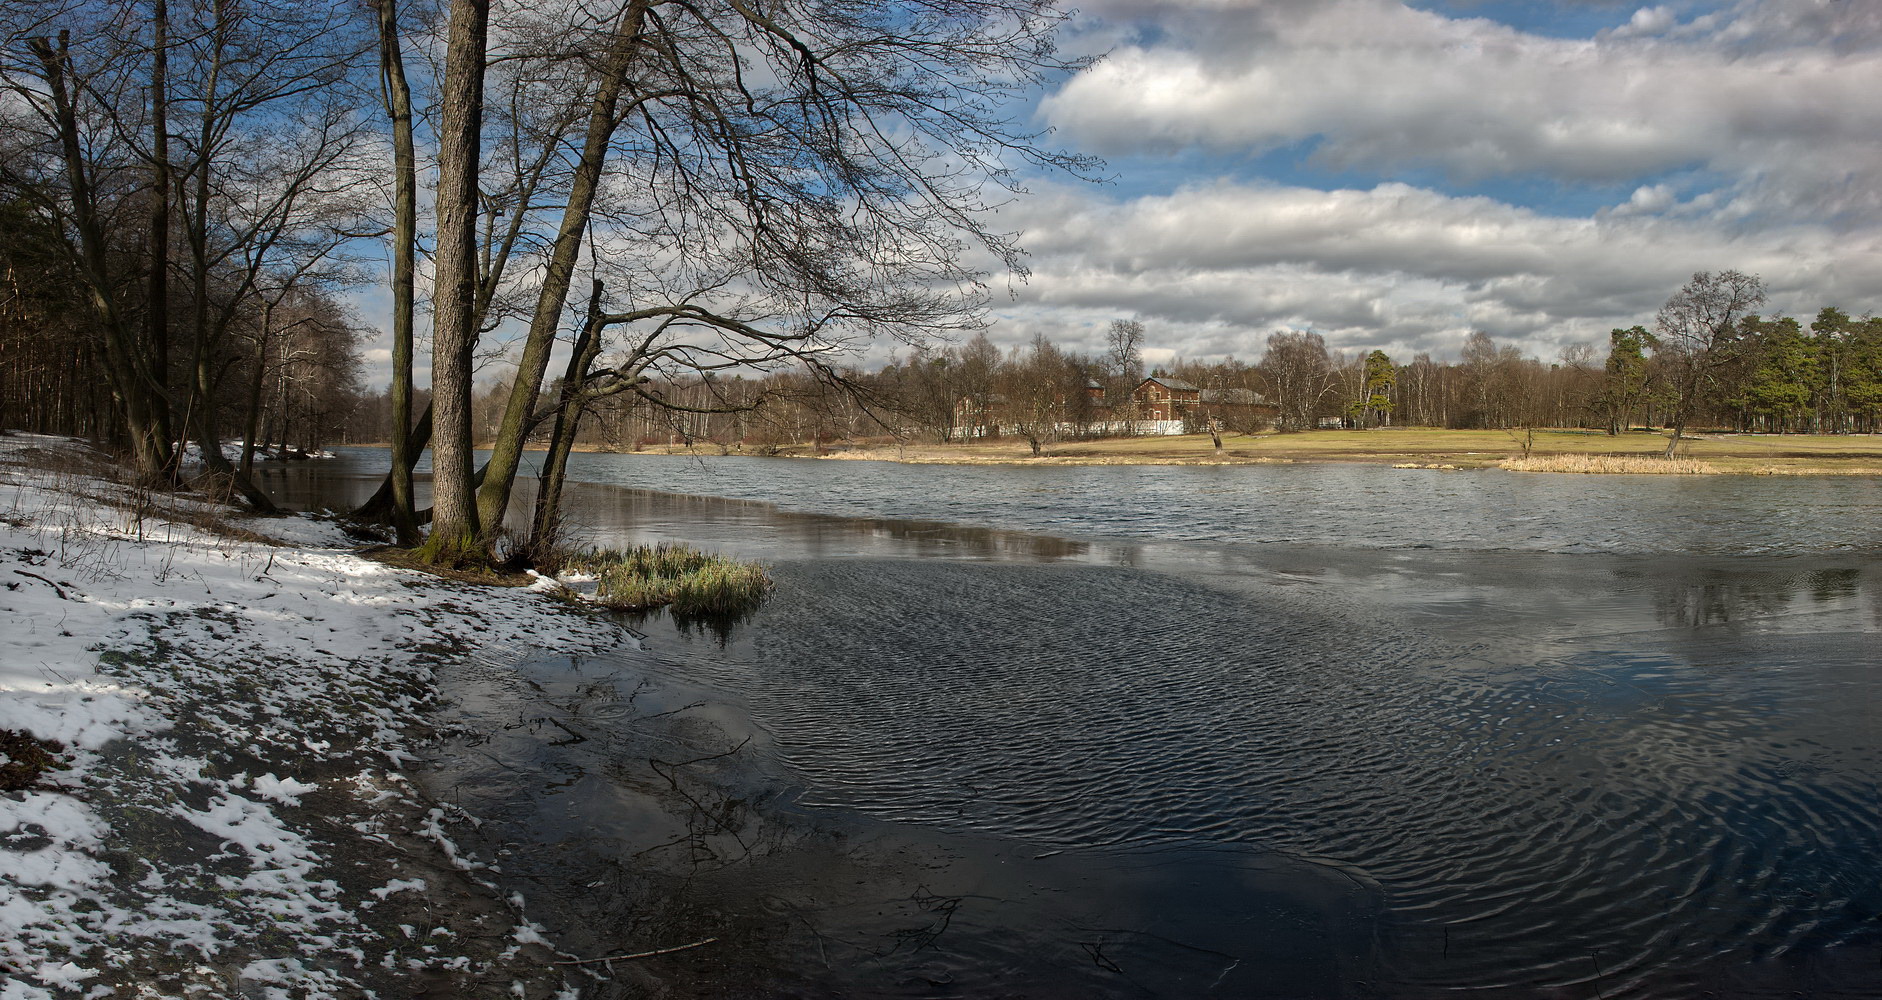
[148,0,174,472]
[240,299,271,477]
[377,0,421,546]
[530,281,607,549]
[178,0,276,513]
[424,0,490,560]
[477,5,646,533]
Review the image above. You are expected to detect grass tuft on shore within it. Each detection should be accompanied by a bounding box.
[565,543,772,615]
[1501,454,1721,475]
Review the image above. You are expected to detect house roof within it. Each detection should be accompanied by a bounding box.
[1200,387,1268,405]
[1138,376,1200,392]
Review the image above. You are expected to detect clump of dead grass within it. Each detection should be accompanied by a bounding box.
[564,543,771,615]
[1501,454,1721,475]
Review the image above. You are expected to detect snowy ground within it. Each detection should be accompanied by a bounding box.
[0,434,626,999]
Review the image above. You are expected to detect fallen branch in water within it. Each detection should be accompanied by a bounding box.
[554,937,719,966]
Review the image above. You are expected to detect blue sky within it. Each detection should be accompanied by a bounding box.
[956,0,1882,369]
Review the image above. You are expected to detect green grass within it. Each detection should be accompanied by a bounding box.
[565,543,772,616]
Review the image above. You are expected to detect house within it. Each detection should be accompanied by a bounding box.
[1130,376,1201,421]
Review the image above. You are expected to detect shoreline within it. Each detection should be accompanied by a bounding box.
[334,428,1882,475]
[0,434,626,998]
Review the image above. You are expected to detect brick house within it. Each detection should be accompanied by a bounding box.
[1131,376,1201,421]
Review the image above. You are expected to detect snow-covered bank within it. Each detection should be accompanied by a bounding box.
[177,441,337,465]
[1,434,621,999]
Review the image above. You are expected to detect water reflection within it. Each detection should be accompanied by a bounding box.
[265,456,1882,998]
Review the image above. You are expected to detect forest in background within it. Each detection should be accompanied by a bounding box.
[337,298,1882,455]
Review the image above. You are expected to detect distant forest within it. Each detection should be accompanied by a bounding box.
[336,299,1882,453]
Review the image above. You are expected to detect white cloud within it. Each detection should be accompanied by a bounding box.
[1042,0,1882,219]
[961,1,1882,365]
[984,177,1882,362]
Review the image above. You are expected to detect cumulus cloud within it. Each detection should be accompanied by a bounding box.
[987,177,1882,362]
[957,0,1882,365]
[1042,0,1882,218]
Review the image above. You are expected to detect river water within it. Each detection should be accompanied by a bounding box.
[260,450,1882,999]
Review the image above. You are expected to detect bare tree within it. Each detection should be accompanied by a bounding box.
[1654,270,1766,457]
[408,0,1096,561]
[1106,318,1145,422]
[1258,331,1338,431]
[6,20,176,480]
[997,333,1073,457]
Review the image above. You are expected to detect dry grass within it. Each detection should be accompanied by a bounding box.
[702,427,1882,475]
[564,543,772,615]
[1500,454,1721,475]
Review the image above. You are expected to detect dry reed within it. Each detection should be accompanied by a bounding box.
[1500,454,1721,475]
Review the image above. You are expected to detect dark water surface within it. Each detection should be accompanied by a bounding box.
[264,452,1882,998]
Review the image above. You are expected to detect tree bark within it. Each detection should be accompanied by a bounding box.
[239,299,271,476]
[424,0,490,560]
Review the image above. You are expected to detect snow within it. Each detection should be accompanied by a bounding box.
[0,433,619,997]
[176,441,336,466]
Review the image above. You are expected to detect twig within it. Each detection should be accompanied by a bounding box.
[553,937,719,966]
[13,570,69,600]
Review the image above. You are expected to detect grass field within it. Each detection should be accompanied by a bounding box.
[633,427,1882,475]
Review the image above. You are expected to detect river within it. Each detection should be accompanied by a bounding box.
[260,450,1882,999]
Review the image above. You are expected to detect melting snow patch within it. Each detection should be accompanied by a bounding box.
[1,435,620,997]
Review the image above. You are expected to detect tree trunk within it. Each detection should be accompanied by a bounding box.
[148,0,174,470]
[31,33,172,482]
[424,0,490,561]
[240,299,271,476]
[1664,413,1686,459]
[377,0,421,546]
[476,4,646,533]
[530,281,607,550]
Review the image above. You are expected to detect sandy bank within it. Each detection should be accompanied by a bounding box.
[621,428,1882,475]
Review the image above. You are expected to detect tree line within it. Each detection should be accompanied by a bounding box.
[337,268,1882,459]
[373,272,1876,456]
[1,0,372,497]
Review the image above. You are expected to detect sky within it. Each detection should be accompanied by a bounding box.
[353,0,1882,386]
[972,0,1882,369]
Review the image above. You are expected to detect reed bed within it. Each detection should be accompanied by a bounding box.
[1500,454,1721,475]
[565,543,772,615]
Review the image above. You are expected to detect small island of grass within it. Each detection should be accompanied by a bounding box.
[563,543,773,615]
